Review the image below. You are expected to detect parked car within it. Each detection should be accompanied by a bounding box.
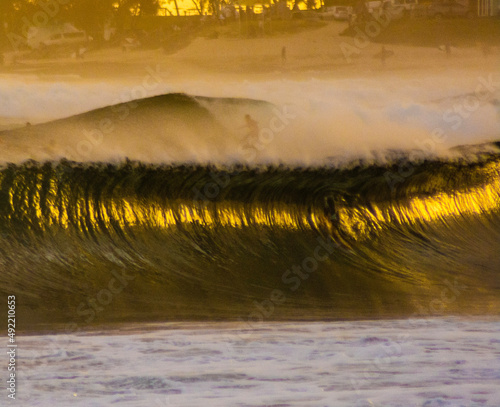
[393,0,418,9]
[392,0,420,15]
[291,10,322,19]
[319,6,354,20]
[427,0,475,18]
[366,0,406,19]
[27,24,90,50]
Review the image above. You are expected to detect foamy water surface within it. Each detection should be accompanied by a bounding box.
[15,318,500,407]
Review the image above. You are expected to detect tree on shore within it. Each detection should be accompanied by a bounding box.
[165,0,182,16]
[190,0,208,15]
[125,0,161,16]
[1,0,161,33]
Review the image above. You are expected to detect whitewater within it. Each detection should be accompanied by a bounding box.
[16,319,500,407]
[0,73,499,165]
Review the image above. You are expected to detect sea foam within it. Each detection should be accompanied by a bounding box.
[0,73,498,165]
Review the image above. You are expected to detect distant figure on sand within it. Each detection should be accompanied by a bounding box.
[445,43,451,56]
[242,114,259,146]
[374,46,394,66]
[438,43,452,57]
[481,43,491,58]
[281,46,287,65]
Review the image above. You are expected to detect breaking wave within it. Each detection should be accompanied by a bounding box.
[1,153,499,330]
[0,92,499,331]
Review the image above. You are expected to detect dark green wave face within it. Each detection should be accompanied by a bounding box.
[1,154,500,332]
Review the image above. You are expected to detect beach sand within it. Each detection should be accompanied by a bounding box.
[1,21,499,84]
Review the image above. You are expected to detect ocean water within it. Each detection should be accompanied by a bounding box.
[0,74,499,405]
[17,319,500,407]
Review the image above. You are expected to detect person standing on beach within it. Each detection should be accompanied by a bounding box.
[374,46,394,67]
[281,46,287,65]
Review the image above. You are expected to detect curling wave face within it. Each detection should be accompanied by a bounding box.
[0,88,499,330]
[0,153,499,330]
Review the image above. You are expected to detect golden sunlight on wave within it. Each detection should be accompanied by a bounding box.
[340,161,500,241]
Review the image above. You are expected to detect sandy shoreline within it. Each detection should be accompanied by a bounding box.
[1,21,498,84]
